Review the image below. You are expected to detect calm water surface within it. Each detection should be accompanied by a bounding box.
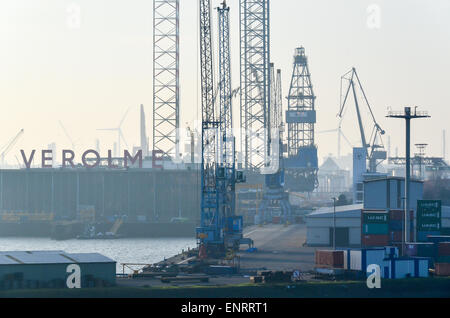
[0,237,197,273]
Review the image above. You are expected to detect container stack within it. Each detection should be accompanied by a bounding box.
[404,236,450,276]
[361,210,415,248]
[434,241,450,276]
[417,200,441,242]
[362,211,389,247]
[330,246,430,279]
[389,210,414,244]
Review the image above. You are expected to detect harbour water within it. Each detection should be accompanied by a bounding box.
[0,237,197,273]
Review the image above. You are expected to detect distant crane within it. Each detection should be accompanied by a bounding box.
[98,106,133,157]
[339,68,386,172]
[1,129,24,167]
[58,121,76,150]
[258,66,292,224]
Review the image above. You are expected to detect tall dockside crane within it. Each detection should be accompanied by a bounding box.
[339,68,386,172]
[285,47,318,193]
[259,66,292,223]
[153,0,180,159]
[197,0,245,258]
[240,0,271,170]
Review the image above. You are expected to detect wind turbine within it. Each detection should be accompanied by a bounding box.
[97,106,133,157]
[317,120,353,158]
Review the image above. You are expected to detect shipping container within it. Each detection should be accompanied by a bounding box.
[389,231,402,243]
[315,250,344,269]
[342,248,386,273]
[362,234,389,247]
[389,210,414,221]
[389,220,414,232]
[363,223,389,235]
[417,231,440,242]
[434,263,450,276]
[426,235,450,244]
[404,243,436,258]
[385,246,399,258]
[382,258,429,279]
[436,256,450,263]
[438,242,450,256]
[363,212,388,224]
[272,217,281,224]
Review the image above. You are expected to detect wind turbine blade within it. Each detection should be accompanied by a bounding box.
[119,130,129,149]
[119,105,134,128]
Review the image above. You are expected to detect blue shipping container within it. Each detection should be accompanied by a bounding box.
[417,231,441,242]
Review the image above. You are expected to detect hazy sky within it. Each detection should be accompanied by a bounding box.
[0,0,449,166]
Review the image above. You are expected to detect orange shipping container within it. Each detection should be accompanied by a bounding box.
[435,263,450,277]
[315,250,344,269]
[362,234,389,247]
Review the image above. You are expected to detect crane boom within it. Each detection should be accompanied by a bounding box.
[1,129,24,166]
[338,67,386,172]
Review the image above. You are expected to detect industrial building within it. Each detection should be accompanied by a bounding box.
[306,176,450,247]
[0,251,116,289]
[316,157,350,195]
[306,204,362,247]
[0,168,200,223]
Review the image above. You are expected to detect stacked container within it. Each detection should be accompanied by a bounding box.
[362,211,389,247]
[416,200,441,242]
[435,241,450,276]
[388,210,414,243]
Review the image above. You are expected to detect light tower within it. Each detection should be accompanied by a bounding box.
[240,0,271,170]
[285,47,318,192]
[387,107,430,252]
[153,0,180,159]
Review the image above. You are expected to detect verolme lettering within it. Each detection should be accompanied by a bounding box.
[19,149,143,169]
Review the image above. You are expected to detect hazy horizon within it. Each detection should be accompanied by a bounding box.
[1,0,449,167]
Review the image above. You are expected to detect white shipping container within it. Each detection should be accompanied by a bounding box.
[382,258,429,279]
[343,248,386,272]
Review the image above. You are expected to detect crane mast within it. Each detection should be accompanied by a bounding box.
[197,0,244,258]
[258,66,292,224]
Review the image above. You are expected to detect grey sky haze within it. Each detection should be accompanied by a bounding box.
[0,0,449,166]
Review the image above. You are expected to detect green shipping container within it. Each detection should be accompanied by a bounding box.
[363,213,388,224]
[363,223,389,235]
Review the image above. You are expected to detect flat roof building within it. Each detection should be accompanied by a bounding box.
[0,250,116,289]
